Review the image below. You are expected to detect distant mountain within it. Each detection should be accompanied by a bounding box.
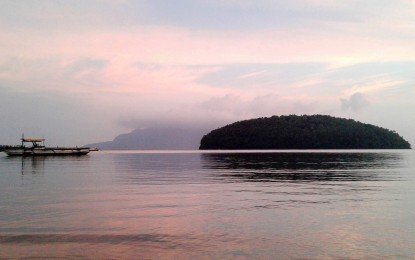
[86,128,208,150]
[200,115,411,149]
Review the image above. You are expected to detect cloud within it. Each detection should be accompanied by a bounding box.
[0,88,119,146]
[115,92,320,132]
[0,57,109,94]
[3,0,413,33]
[198,63,328,89]
[0,0,414,146]
[200,93,318,120]
[341,92,370,112]
[200,94,242,113]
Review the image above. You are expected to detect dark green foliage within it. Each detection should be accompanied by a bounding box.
[199,115,411,149]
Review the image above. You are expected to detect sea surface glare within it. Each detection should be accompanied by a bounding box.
[1,150,415,259]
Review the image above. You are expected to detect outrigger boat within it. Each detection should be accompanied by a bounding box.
[0,136,98,156]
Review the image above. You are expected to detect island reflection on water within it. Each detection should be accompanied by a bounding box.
[201,151,404,182]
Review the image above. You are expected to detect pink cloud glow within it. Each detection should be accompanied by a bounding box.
[1,1,414,145]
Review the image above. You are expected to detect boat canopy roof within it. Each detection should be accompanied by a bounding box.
[22,138,45,142]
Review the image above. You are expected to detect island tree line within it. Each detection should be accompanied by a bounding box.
[199,115,411,150]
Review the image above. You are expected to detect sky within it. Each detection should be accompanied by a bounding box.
[1,0,414,146]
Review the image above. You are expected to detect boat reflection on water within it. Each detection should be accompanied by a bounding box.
[3,156,47,175]
[4,155,92,175]
[200,151,404,182]
[22,157,46,175]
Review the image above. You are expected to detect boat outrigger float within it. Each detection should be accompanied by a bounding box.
[0,136,98,156]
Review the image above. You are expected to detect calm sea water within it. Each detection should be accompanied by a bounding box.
[1,150,414,259]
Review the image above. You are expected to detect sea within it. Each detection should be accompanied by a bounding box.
[1,150,414,259]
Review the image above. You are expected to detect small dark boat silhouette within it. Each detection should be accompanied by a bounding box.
[1,135,98,156]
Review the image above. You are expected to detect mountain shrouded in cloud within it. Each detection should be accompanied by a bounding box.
[85,128,208,150]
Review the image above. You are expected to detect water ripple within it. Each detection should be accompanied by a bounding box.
[0,233,175,245]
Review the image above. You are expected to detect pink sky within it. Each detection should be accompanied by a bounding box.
[0,0,414,145]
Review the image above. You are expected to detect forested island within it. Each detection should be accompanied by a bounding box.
[199,115,411,150]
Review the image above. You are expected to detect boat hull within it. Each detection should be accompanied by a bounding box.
[4,148,91,156]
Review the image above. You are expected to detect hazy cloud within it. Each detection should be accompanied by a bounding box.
[198,63,328,89]
[199,94,319,119]
[341,92,370,112]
